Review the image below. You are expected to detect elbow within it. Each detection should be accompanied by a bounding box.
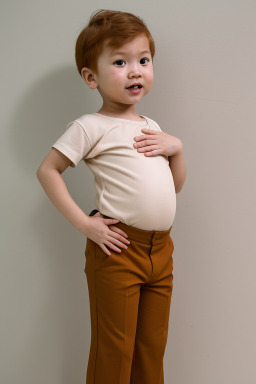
[36,166,42,180]
[36,165,49,182]
[36,164,45,178]
[36,166,45,184]
[37,165,60,182]
[175,186,181,194]
[176,177,186,194]
[175,176,186,194]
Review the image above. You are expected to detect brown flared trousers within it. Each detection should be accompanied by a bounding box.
[84,212,174,384]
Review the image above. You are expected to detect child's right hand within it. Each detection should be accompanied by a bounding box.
[85,211,130,256]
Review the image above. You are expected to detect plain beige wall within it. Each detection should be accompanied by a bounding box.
[1,1,256,383]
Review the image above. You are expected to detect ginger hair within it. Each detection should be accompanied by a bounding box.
[75,9,156,77]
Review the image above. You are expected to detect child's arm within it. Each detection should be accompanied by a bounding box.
[36,148,130,255]
[168,145,186,194]
[37,148,90,234]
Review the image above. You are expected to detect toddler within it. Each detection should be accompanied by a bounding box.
[37,9,186,384]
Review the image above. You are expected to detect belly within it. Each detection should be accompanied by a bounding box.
[96,154,176,231]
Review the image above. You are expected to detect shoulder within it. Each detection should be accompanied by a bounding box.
[65,113,110,147]
[72,113,99,129]
[142,115,163,132]
[65,113,101,135]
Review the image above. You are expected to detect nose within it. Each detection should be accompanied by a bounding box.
[130,71,142,79]
[128,65,142,78]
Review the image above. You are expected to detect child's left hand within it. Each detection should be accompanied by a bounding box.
[133,128,182,157]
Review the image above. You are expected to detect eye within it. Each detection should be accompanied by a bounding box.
[140,57,150,65]
[114,59,125,67]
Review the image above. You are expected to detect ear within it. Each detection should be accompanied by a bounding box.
[81,67,98,89]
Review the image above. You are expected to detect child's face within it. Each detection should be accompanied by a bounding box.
[87,34,153,110]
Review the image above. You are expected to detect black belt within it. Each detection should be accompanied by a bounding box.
[89,209,99,216]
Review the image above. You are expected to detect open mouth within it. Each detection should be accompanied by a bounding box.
[127,85,142,89]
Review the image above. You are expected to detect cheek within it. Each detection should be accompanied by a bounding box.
[109,68,125,81]
[112,71,124,84]
[146,70,154,85]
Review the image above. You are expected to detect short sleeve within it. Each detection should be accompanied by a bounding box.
[52,121,91,168]
[154,121,163,132]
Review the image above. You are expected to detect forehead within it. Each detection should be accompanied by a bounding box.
[102,35,150,57]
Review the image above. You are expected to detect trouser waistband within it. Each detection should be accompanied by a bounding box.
[103,214,172,245]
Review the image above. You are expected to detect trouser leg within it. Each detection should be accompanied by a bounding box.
[130,236,174,384]
[84,238,142,384]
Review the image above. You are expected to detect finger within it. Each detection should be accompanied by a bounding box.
[135,143,157,151]
[140,128,158,134]
[104,239,125,253]
[100,244,111,256]
[134,139,157,149]
[110,225,129,239]
[141,128,159,135]
[109,227,130,244]
[137,144,160,153]
[134,130,158,141]
[106,235,129,249]
[143,148,163,156]
[104,218,120,225]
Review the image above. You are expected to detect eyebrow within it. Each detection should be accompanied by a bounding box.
[112,50,151,56]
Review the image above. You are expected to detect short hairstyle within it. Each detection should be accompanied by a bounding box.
[75,9,156,77]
